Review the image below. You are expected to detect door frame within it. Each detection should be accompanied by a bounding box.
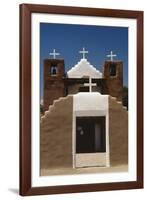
[72,110,110,168]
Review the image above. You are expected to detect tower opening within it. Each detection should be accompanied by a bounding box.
[51,65,57,75]
[109,63,116,76]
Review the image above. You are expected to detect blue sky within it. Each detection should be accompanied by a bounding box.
[40,23,128,98]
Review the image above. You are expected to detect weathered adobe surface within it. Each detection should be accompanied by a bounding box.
[40,95,73,170]
[109,96,128,166]
[40,94,128,170]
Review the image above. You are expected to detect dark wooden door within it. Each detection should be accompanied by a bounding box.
[76,117,106,153]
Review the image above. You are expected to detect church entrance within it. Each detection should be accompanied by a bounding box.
[75,116,106,168]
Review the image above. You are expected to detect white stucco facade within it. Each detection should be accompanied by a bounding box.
[73,92,108,113]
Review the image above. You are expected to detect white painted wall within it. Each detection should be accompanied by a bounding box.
[73,92,108,112]
[0,0,146,200]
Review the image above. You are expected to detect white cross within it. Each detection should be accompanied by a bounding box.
[84,77,96,92]
[49,49,60,59]
[79,47,88,59]
[106,51,117,61]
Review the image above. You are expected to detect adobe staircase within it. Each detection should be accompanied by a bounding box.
[41,95,73,123]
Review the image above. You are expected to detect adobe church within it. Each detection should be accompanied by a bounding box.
[40,48,128,172]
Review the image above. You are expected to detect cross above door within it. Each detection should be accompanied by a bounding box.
[84,77,97,92]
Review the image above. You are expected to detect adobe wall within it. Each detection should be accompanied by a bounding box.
[40,96,73,170]
[109,97,128,166]
[67,83,101,94]
[40,94,128,171]
[67,83,82,94]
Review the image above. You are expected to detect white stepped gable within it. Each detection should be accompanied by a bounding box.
[67,58,102,78]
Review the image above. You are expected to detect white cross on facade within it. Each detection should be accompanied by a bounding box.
[84,77,97,92]
[49,49,60,59]
[79,47,88,59]
[106,51,117,61]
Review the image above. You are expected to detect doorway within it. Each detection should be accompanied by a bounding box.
[75,116,106,167]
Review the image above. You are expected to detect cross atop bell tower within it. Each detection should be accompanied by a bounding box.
[49,49,60,59]
[106,51,117,61]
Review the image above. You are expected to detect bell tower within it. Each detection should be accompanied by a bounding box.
[103,51,123,101]
[43,49,65,111]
